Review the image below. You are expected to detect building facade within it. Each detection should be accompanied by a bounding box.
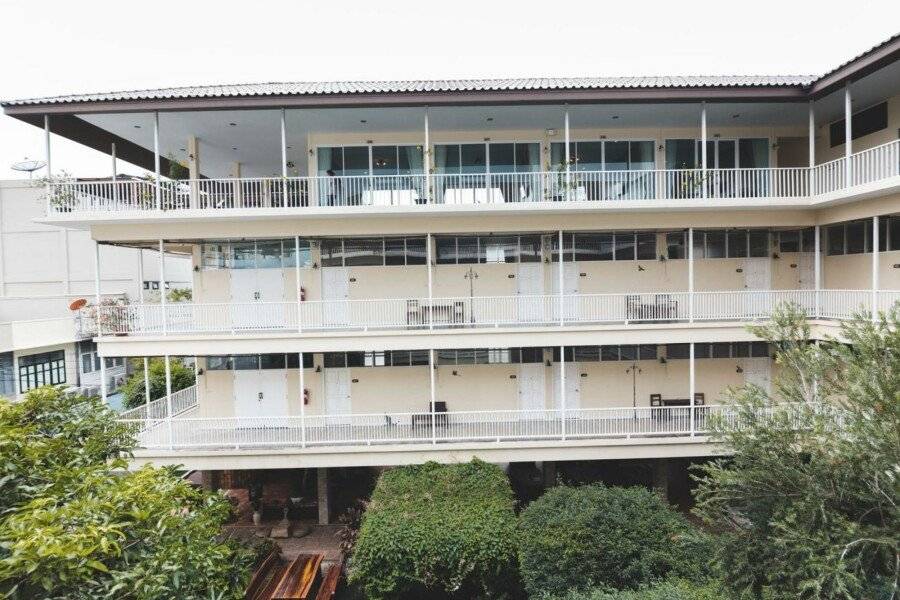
[3,34,899,519]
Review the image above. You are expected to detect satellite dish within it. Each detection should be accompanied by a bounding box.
[11,159,47,179]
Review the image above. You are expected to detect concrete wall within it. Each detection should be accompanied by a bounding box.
[815,94,900,165]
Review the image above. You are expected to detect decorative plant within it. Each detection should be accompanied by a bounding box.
[34,171,76,211]
[167,287,192,303]
[166,153,190,181]
[83,295,130,335]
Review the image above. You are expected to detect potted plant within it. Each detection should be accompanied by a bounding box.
[249,481,264,526]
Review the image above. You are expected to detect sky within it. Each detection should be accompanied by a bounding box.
[0,0,898,179]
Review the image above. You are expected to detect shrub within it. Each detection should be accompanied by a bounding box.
[518,484,712,596]
[548,578,725,600]
[121,357,195,410]
[349,460,520,599]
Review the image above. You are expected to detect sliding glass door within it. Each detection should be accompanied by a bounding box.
[665,138,769,198]
[434,142,540,204]
[316,145,424,206]
[550,140,655,200]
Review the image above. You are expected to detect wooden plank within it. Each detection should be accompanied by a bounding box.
[314,562,342,600]
[254,563,288,600]
[271,553,323,600]
[246,550,281,600]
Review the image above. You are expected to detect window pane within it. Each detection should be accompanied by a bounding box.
[286,354,313,369]
[346,352,365,367]
[256,240,283,268]
[693,231,706,259]
[284,240,311,268]
[207,356,232,370]
[342,146,369,177]
[397,145,424,175]
[827,225,844,255]
[457,237,479,264]
[639,345,658,360]
[551,234,574,262]
[260,354,286,369]
[460,144,487,173]
[409,350,430,366]
[573,234,606,262]
[614,233,635,260]
[666,344,689,359]
[706,231,726,258]
[201,243,229,269]
[605,142,629,171]
[738,138,769,168]
[318,146,343,174]
[694,344,710,359]
[387,350,410,367]
[665,139,697,169]
[630,142,655,170]
[323,353,345,368]
[732,342,750,357]
[749,231,769,257]
[801,228,816,253]
[619,345,638,361]
[482,236,517,263]
[667,232,686,259]
[575,142,603,172]
[846,221,865,254]
[232,242,256,269]
[320,239,344,267]
[406,238,427,265]
[890,217,900,251]
[344,238,384,266]
[750,342,770,357]
[488,143,515,173]
[384,238,406,266]
[364,351,387,367]
[515,143,541,172]
[601,346,620,361]
[573,346,600,362]
[727,231,748,258]
[779,230,800,253]
[519,236,542,263]
[233,355,259,370]
[518,347,545,363]
[436,238,457,264]
[637,233,656,260]
[372,146,397,175]
[712,343,731,358]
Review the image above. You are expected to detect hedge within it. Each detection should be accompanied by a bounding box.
[548,579,724,600]
[348,460,520,599]
[518,484,712,596]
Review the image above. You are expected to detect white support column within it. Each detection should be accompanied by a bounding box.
[558,229,565,326]
[808,101,815,195]
[295,236,303,333]
[564,107,571,201]
[872,216,879,320]
[44,115,51,212]
[689,342,696,437]
[137,248,151,405]
[164,354,173,449]
[814,225,821,317]
[427,234,434,330]
[429,348,436,444]
[111,142,119,207]
[280,108,288,206]
[153,112,161,210]
[688,228,694,322]
[94,241,107,404]
[158,240,167,335]
[844,84,852,186]
[424,107,431,203]
[559,345,566,440]
[700,102,707,199]
[299,352,306,448]
[187,135,200,209]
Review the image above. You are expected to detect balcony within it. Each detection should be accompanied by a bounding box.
[86,289,894,338]
[44,140,900,218]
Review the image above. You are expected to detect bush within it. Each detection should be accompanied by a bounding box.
[121,357,195,410]
[518,485,712,596]
[349,460,520,599]
[548,579,724,600]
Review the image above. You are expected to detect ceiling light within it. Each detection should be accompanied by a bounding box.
[732,114,740,119]
[133,125,141,129]
[486,117,494,122]
[286,146,292,150]
[611,115,619,120]
[232,147,238,150]
[360,119,367,124]
[179,148,186,152]
[229,122,237,127]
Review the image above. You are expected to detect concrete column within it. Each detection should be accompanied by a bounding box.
[844,84,852,186]
[808,101,815,195]
[689,343,695,437]
[231,162,243,207]
[541,461,557,488]
[652,459,669,500]
[688,227,694,322]
[317,468,330,525]
[188,135,200,209]
[153,112,161,209]
[872,216,879,320]
[814,225,821,317]
[700,102,707,199]
[95,242,107,404]
[424,107,431,202]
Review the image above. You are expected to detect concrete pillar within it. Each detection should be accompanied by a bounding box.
[231,161,242,207]
[541,461,557,488]
[317,468,330,525]
[652,459,669,500]
[188,136,200,208]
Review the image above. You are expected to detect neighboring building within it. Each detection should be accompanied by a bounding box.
[2,34,898,520]
[0,180,191,399]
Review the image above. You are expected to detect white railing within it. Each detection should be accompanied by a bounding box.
[84,289,889,336]
[120,403,810,451]
[48,140,900,216]
[118,384,198,421]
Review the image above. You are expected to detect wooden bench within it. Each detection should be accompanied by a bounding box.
[245,550,281,600]
[314,561,343,600]
[271,553,324,600]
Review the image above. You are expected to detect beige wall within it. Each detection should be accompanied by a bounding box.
[823,251,900,289]
[815,94,900,164]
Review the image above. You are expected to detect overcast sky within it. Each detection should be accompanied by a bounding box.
[0,0,897,178]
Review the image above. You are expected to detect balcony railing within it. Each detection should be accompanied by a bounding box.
[45,139,900,216]
[85,289,892,337]
[118,384,198,423]
[120,403,817,451]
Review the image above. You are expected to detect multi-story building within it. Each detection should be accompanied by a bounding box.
[3,34,898,521]
[0,180,191,401]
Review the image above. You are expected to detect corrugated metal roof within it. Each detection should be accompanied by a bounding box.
[1,75,816,107]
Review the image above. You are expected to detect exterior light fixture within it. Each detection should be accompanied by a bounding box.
[486,117,494,122]
[546,129,557,136]
[611,115,619,119]
[232,147,238,151]
[360,119,367,124]
[133,125,141,129]
[732,114,740,119]
[229,122,237,127]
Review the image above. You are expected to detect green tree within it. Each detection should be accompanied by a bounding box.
[121,357,195,411]
[518,484,713,597]
[349,460,521,600]
[693,304,900,600]
[0,386,254,599]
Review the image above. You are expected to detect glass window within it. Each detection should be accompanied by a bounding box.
[573,346,600,362]
[233,355,259,370]
[639,345,658,360]
[260,354,286,369]
[320,239,344,267]
[749,231,769,258]
[514,143,541,172]
[636,233,656,260]
[712,343,731,358]
[18,350,66,392]
[489,144,515,173]
[323,353,346,368]
[619,345,638,361]
[409,350,430,366]
[482,236,518,263]
[692,231,706,259]
[732,342,750,358]
[201,243,230,269]
[284,240,312,269]
[437,349,457,365]
[460,144,487,173]
[665,344,689,359]
[738,139,770,168]
[231,242,256,269]
[694,344,711,359]
[573,234,607,262]
[551,234,574,263]
[406,238,427,265]
[342,146,369,177]
[552,347,575,362]
[727,230,747,258]
[846,221,865,254]
[436,238,457,264]
[706,231,726,258]
[384,238,406,266]
[827,225,845,255]
[600,346,620,361]
[457,237,480,264]
[630,142,655,170]
[364,352,387,367]
[576,142,603,171]
[779,230,800,253]
[206,356,232,370]
[665,139,697,169]
[344,238,384,266]
[604,142,629,171]
[515,348,545,364]
[801,228,816,253]
[346,352,365,367]
[519,236,542,263]
[877,218,888,252]
[750,342,770,358]
[614,233,635,261]
[667,232,686,259]
[286,354,314,369]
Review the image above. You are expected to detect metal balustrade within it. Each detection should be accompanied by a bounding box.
[45,140,900,216]
[119,403,809,451]
[118,385,198,432]
[85,289,888,336]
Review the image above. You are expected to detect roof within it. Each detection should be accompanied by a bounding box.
[1,75,817,107]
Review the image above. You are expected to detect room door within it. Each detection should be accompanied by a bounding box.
[324,368,351,425]
[233,368,289,418]
[517,263,544,323]
[518,363,545,416]
[551,262,579,321]
[321,267,350,327]
[552,362,580,411]
[742,358,772,395]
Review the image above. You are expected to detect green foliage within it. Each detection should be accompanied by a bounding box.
[167,287,192,302]
[0,386,254,599]
[547,578,726,600]
[518,484,712,596]
[693,304,900,600]
[121,357,195,411]
[349,460,520,600]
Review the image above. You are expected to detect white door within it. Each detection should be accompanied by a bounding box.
[552,362,580,411]
[233,370,260,418]
[742,358,772,396]
[230,270,258,329]
[518,363,545,415]
[517,263,544,323]
[259,369,288,415]
[551,263,579,320]
[256,269,286,329]
[322,267,350,326]
[324,368,351,424]
[798,252,815,290]
[743,259,771,290]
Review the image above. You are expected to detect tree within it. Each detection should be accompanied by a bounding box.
[120,357,195,411]
[349,460,521,599]
[0,387,255,599]
[518,484,713,597]
[693,304,900,600]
